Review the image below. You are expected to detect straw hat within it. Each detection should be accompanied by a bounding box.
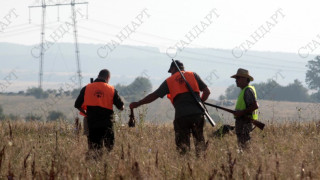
[230,68,254,81]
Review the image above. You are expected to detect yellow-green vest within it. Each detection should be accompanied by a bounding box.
[235,85,258,120]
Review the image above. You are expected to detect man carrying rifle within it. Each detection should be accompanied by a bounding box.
[130,60,211,156]
[231,68,259,150]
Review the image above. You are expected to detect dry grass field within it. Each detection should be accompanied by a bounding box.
[1,94,320,123]
[0,120,320,179]
[1,95,320,179]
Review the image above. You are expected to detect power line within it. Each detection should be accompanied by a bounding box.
[84,18,307,67]
[28,0,88,89]
[0,23,59,38]
[76,25,305,72]
[77,26,169,49]
[182,49,306,71]
[76,34,306,73]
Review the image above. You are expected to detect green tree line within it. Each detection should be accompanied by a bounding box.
[224,56,320,103]
[115,77,152,102]
[224,79,313,102]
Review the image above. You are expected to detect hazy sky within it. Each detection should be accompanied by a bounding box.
[1,0,320,98]
[1,0,320,54]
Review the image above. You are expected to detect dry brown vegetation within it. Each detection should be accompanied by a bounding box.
[1,95,320,179]
[0,119,320,179]
[1,94,320,123]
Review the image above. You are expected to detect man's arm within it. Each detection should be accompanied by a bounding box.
[113,89,124,110]
[130,81,167,109]
[129,92,159,109]
[74,88,85,109]
[193,72,210,102]
[201,87,211,102]
[74,87,87,115]
[233,101,258,117]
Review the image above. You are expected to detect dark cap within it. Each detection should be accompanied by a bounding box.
[168,60,184,73]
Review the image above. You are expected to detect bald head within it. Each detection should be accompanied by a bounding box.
[98,69,110,82]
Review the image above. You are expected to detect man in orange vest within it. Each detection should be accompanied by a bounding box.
[130,60,211,156]
[74,69,124,155]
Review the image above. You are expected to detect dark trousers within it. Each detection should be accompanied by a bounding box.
[88,126,114,151]
[173,114,206,155]
[235,118,252,149]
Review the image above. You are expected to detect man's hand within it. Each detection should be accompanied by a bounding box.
[233,102,259,117]
[129,92,159,109]
[129,102,140,109]
[201,87,211,102]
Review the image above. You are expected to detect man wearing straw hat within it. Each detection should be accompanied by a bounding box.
[231,68,259,150]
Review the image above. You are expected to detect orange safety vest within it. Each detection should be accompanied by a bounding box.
[82,82,115,114]
[166,71,200,103]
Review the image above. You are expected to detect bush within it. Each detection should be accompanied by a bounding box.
[310,92,320,102]
[25,113,42,121]
[0,105,19,120]
[18,91,25,95]
[71,88,81,99]
[47,111,66,121]
[26,87,49,99]
[6,114,19,121]
[0,105,5,120]
[225,85,240,100]
[116,77,152,102]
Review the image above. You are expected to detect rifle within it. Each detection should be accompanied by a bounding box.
[171,59,216,127]
[204,102,265,130]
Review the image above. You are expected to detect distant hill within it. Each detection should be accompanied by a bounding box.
[0,42,315,99]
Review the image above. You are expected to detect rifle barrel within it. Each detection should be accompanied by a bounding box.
[204,102,235,113]
[204,102,265,130]
[172,59,216,127]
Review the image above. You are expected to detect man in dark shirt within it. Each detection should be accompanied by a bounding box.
[74,69,124,155]
[130,60,211,156]
[231,68,259,150]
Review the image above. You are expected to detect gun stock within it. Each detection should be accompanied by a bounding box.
[204,102,265,130]
[250,118,265,130]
